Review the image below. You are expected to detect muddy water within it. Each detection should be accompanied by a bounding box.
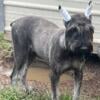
[26,63,72,83]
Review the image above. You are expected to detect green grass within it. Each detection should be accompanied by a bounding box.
[0,87,99,100]
[0,33,11,50]
[0,33,12,58]
[0,87,72,100]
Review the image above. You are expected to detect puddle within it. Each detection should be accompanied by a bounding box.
[27,65,72,83]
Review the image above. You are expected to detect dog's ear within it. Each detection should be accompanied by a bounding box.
[58,5,71,25]
[84,1,92,20]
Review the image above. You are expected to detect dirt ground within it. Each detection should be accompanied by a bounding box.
[0,49,100,99]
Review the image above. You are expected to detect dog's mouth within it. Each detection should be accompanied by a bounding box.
[70,43,93,55]
[70,49,93,60]
[73,49,91,55]
[67,49,92,58]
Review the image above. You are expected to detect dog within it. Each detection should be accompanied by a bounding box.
[10,1,94,100]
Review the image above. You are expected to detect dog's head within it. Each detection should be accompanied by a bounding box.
[59,1,94,54]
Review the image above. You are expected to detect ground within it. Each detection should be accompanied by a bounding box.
[0,48,100,99]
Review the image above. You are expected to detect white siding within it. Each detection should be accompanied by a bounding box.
[4,0,100,43]
[0,0,4,32]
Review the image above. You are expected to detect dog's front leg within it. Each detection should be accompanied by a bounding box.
[50,71,60,100]
[73,69,83,100]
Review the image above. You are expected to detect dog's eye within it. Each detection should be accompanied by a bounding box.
[66,25,79,38]
[67,26,78,35]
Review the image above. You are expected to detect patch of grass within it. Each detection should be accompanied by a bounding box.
[0,87,99,100]
[0,33,12,58]
[0,33,11,50]
[0,87,72,100]
[60,94,72,100]
[0,87,23,100]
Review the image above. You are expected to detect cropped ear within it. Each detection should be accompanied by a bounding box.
[84,1,92,20]
[58,5,71,22]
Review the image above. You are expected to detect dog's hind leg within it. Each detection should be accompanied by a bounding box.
[11,48,36,91]
[20,51,36,91]
[50,71,60,100]
[11,48,28,89]
[73,69,83,100]
[11,29,32,90]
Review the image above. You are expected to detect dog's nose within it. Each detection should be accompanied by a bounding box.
[81,46,88,50]
[80,46,90,54]
[81,45,93,53]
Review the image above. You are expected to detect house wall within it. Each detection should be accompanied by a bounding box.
[0,0,4,32]
[4,0,100,43]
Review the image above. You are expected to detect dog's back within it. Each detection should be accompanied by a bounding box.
[11,16,61,61]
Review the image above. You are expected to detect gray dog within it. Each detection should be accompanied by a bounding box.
[10,1,94,100]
